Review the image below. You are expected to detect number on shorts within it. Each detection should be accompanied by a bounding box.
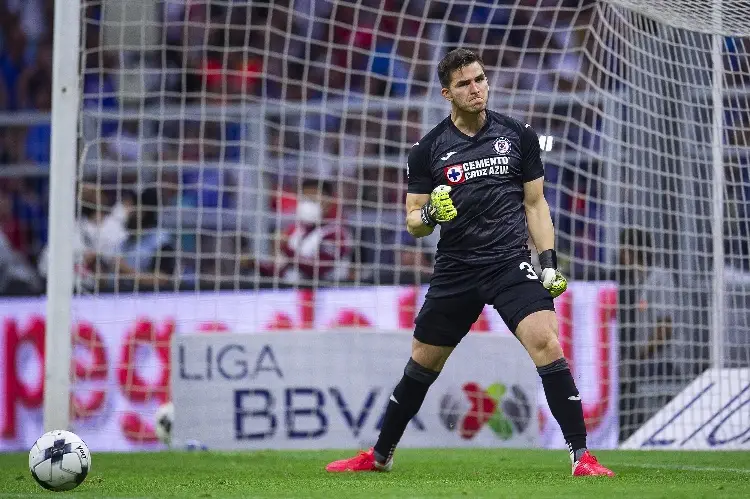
[519,262,538,280]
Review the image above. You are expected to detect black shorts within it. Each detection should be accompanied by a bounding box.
[413,258,555,347]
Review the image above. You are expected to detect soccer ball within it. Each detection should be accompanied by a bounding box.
[155,401,174,446]
[28,430,91,492]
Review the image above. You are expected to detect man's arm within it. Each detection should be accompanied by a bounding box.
[524,177,567,297]
[406,193,434,238]
[523,177,554,253]
[406,186,458,237]
[404,137,458,237]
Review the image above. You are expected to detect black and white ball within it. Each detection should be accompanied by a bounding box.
[29,430,91,492]
[155,402,174,446]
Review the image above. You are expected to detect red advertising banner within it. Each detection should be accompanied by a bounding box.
[0,282,618,451]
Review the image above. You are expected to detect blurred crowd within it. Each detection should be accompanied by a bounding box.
[0,0,748,298]
[0,0,747,446]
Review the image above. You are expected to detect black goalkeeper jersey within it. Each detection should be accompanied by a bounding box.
[407,110,544,269]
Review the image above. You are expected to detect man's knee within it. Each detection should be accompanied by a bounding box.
[411,338,453,372]
[528,333,562,360]
[517,311,562,358]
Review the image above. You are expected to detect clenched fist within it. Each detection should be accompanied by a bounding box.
[541,268,568,298]
[539,249,567,298]
[420,185,458,227]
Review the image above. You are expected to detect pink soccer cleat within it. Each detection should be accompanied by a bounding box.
[572,450,615,477]
[325,448,392,473]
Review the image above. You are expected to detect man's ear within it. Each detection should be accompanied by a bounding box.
[441,87,452,102]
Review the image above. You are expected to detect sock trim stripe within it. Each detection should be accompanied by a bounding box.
[404,358,439,384]
[537,357,569,376]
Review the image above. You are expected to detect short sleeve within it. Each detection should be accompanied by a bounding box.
[520,124,544,182]
[407,143,433,194]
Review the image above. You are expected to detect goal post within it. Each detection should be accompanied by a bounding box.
[30,0,750,451]
[44,0,82,433]
[710,1,725,372]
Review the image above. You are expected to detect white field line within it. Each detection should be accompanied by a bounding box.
[610,462,750,474]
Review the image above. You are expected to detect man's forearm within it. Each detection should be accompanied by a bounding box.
[525,199,555,253]
[406,209,435,238]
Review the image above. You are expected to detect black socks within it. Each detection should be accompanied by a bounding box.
[373,358,439,463]
[537,358,587,459]
[372,357,587,464]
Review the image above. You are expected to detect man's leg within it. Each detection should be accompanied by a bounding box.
[515,311,586,455]
[514,310,614,476]
[372,339,451,464]
[325,340,453,472]
[326,293,482,472]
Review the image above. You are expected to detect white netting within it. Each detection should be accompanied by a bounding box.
[608,0,750,36]
[63,0,750,447]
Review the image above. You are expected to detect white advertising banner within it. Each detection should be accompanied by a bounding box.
[622,368,750,450]
[540,283,620,450]
[0,282,618,452]
[173,331,538,450]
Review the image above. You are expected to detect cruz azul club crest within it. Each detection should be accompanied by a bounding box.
[493,137,511,155]
[443,164,465,185]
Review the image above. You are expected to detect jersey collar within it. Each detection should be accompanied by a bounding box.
[449,111,492,142]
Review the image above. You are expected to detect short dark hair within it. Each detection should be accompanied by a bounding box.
[437,48,485,88]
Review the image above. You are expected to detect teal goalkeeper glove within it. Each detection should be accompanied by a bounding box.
[421,185,458,227]
[539,249,568,298]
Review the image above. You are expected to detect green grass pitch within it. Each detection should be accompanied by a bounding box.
[2,449,749,498]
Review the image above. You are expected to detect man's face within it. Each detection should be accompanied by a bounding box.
[442,62,489,113]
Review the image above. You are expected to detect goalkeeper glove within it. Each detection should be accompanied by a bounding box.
[420,185,458,227]
[538,249,567,298]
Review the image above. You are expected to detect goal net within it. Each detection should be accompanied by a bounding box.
[21,0,750,451]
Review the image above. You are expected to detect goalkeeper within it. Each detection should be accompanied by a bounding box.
[326,48,614,477]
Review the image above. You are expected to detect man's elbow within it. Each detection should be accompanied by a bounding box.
[524,197,548,215]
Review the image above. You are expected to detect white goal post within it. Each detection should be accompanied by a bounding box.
[44,0,82,432]
[36,0,750,449]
